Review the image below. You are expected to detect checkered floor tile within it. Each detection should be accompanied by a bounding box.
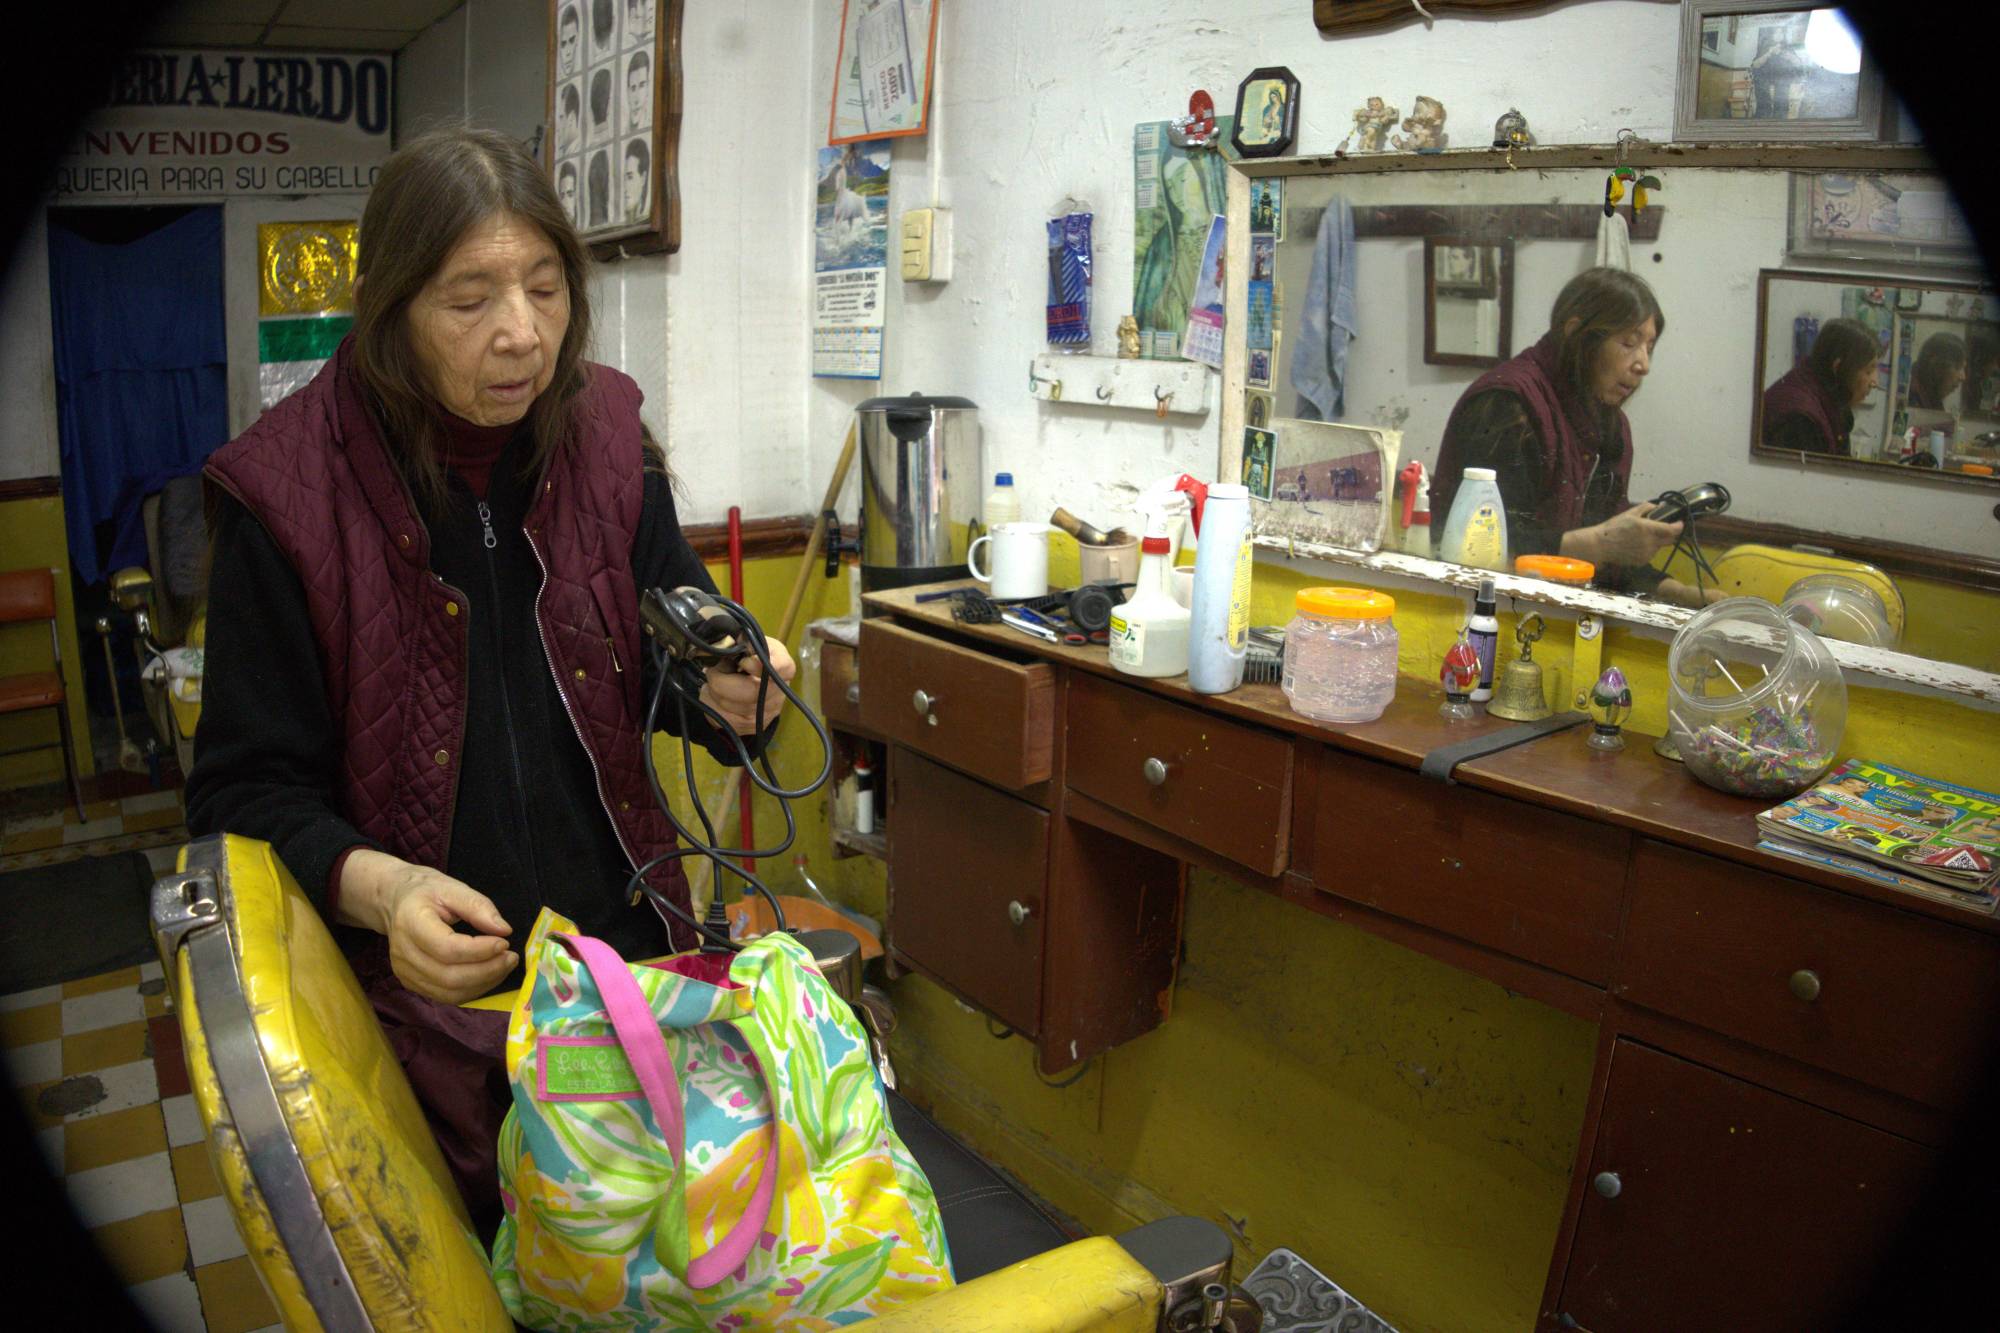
[1,787,188,874]
[4,963,280,1333]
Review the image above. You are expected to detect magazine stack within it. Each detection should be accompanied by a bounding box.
[1757,760,2000,913]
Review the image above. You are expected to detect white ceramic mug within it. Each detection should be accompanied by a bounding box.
[967,522,1051,600]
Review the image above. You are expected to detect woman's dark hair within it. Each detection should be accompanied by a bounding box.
[1550,267,1666,406]
[591,0,614,47]
[351,125,595,510]
[561,85,579,116]
[1808,318,1881,397]
[587,150,609,224]
[1912,331,1967,403]
[624,138,649,168]
[590,68,611,124]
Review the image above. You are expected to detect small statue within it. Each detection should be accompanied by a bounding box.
[1117,315,1141,359]
[1492,108,1531,150]
[1587,666,1633,752]
[1167,90,1218,149]
[1345,96,1399,153]
[1439,631,1481,721]
[1391,95,1448,152]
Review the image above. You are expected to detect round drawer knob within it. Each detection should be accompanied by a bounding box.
[1008,900,1032,926]
[1593,1171,1622,1199]
[1789,969,1822,1003]
[911,688,934,717]
[846,683,861,705]
[1143,757,1170,787]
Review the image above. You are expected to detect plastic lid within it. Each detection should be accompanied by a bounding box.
[1464,467,1498,481]
[1142,536,1172,554]
[856,393,979,411]
[1515,554,1597,584]
[1962,463,1994,476]
[995,472,1014,485]
[1296,586,1395,619]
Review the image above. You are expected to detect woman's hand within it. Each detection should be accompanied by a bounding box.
[337,849,518,1003]
[1565,503,1683,568]
[700,640,797,735]
[1656,578,1730,609]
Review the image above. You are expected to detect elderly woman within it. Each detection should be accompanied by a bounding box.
[186,126,791,1228]
[1762,317,1878,456]
[1431,267,1719,606]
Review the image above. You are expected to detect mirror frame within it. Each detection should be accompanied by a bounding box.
[1220,141,2000,703]
[1424,234,1514,368]
[1750,267,2000,489]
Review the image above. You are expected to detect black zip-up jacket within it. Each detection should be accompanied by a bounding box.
[187,434,766,978]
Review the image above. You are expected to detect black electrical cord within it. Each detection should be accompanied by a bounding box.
[623,593,833,953]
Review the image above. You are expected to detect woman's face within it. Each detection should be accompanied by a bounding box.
[408,211,569,427]
[1847,356,1880,407]
[1586,317,1657,409]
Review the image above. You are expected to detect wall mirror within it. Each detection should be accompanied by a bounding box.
[1754,269,1999,479]
[1221,145,2000,688]
[1425,234,1513,367]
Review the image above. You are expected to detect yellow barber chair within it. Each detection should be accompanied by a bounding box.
[1705,543,1906,644]
[150,834,1259,1332]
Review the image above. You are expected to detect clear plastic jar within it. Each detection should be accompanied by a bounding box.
[1779,573,1896,649]
[1667,597,1847,799]
[1282,587,1398,724]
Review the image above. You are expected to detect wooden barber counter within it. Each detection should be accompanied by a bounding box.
[828,582,2000,1333]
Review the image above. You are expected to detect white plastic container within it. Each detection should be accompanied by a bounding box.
[1437,466,1509,572]
[852,757,875,835]
[1108,536,1190,679]
[1282,587,1399,724]
[1188,483,1253,694]
[983,472,1020,530]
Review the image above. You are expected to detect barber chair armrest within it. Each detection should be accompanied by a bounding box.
[859,1235,1162,1332]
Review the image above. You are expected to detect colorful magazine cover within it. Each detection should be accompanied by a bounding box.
[1757,759,2000,890]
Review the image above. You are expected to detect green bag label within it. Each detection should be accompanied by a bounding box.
[539,1038,643,1100]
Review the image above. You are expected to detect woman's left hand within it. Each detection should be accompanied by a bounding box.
[700,639,796,735]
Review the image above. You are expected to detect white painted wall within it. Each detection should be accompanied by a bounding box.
[801,0,1699,538]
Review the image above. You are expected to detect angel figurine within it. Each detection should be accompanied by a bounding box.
[1391,96,1448,152]
[1117,315,1141,359]
[1345,96,1398,153]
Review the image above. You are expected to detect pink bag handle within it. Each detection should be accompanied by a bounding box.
[561,934,780,1289]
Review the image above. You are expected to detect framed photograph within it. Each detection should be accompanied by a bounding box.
[1431,241,1491,296]
[547,0,681,258]
[1247,347,1273,389]
[1230,67,1299,159]
[1249,177,1284,239]
[1241,427,1277,500]
[1245,390,1274,431]
[1674,2,1888,142]
[1257,419,1404,554]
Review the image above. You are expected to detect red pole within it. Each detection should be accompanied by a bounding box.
[726,506,754,874]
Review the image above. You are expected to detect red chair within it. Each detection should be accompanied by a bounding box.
[0,568,87,820]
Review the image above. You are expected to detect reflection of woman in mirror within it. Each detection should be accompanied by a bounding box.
[1909,332,1967,410]
[1432,268,1718,607]
[1762,318,1876,455]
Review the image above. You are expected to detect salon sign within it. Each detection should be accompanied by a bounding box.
[51,50,393,202]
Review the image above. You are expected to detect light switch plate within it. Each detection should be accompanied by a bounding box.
[900,206,950,283]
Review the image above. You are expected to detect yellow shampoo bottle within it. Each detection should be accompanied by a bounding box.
[1437,466,1509,572]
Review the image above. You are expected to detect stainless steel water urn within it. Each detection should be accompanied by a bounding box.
[854,393,981,591]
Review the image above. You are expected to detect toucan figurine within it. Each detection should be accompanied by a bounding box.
[1605,168,1662,218]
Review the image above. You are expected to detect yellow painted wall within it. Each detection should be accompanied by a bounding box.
[0,493,95,787]
[802,539,2000,1333]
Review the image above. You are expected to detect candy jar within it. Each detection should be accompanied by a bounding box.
[1439,631,1480,721]
[1667,597,1847,798]
[1587,667,1632,752]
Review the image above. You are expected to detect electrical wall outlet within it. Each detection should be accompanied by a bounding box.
[899,207,951,283]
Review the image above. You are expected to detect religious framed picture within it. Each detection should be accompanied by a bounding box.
[547,0,682,258]
[1673,1,1888,142]
[1230,66,1299,159]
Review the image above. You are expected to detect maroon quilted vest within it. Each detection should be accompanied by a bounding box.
[1432,333,1634,537]
[204,340,693,944]
[1761,364,1849,455]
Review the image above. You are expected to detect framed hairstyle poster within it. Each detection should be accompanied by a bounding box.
[548,0,682,258]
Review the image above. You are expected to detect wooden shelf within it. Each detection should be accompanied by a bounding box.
[831,824,886,860]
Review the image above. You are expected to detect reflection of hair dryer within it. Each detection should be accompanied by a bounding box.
[1398,461,1431,556]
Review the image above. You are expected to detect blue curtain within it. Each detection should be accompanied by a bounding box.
[47,207,227,585]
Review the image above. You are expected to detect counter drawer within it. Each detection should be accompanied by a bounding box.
[888,748,1046,1035]
[1312,748,1626,985]
[859,619,1054,790]
[1065,672,1292,877]
[1618,839,2000,1110]
[817,638,864,733]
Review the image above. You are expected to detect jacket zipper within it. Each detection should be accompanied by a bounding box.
[523,526,658,916]
[478,499,545,899]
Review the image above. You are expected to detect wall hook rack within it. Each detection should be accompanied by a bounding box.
[1028,353,1212,418]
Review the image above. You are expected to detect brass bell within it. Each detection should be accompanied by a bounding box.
[1487,612,1552,722]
